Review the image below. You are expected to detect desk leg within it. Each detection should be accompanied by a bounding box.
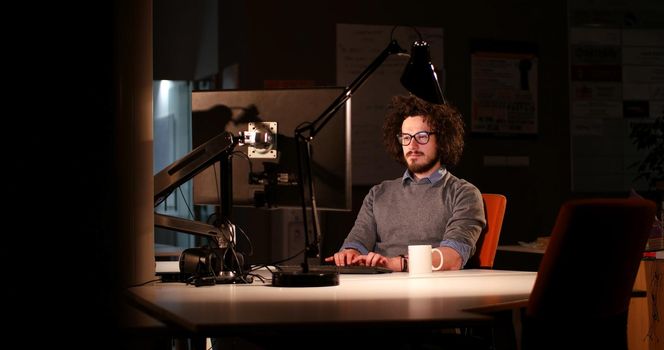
[486,310,521,350]
[512,308,523,350]
[173,337,207,350]
[192,337,207,350]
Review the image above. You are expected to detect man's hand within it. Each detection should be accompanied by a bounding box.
[324,250,404,271]
[324,248,360,266]
[351,252,402,271]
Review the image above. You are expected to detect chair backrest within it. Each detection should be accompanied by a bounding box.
[466,193,507,268]
[524,198,656,349]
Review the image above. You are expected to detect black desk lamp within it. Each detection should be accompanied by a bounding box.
[271,27,445,287]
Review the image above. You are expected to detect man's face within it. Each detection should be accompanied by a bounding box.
[401,116,440,175]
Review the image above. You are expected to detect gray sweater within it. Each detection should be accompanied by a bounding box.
[341,170,486,267]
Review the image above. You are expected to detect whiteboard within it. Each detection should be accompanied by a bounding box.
[336,23,444,185]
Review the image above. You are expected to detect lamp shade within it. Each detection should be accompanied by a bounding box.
[400,41,445,104]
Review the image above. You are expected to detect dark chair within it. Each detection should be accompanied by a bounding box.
[522,198,656,350]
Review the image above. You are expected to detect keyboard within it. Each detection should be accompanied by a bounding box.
[312,265,393,274]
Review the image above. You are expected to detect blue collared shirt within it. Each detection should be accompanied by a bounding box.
[402,167,447,185]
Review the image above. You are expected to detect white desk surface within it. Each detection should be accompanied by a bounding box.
[127,269,536,336]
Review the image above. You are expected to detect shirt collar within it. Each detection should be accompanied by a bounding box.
[402,167,446,184]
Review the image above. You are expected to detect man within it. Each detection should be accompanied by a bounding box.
[325,95,485,271]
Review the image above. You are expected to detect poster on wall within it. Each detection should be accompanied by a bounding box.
[471,40,539,135]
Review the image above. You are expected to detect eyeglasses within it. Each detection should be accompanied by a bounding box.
[396,131,435,146]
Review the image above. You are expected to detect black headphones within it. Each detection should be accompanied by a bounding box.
[179,246,248,280]
[179,247,222,278]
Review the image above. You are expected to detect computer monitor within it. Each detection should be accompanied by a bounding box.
[191,88,351,211]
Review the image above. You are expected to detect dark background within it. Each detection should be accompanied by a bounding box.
[156,0,571,258]
[8,0,661,348]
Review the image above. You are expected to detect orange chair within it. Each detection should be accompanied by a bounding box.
[523,198,656,350]
[467,193,507,269]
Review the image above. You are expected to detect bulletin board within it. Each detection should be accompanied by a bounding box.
[470,40,539,135]
[568,1,664,192]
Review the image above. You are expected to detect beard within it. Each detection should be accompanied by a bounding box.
[406,151,440,174]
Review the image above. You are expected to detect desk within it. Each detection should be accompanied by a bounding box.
[494,245,545,271]
[126,269,536,338]
[496,245,545,254]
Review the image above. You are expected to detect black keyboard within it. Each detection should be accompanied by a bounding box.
[312,265,393,274]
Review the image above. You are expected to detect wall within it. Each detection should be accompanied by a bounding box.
[154,0,218,80]
[220,0,570,251]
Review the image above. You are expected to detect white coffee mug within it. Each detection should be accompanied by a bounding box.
[408,245,443,275]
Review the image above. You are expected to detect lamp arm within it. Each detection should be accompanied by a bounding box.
[272,32,444,286]
[154,131,238,207]
[296,40,406,139]
[293,40,406,272]
[153,130,241,251]
[154,213,231,248]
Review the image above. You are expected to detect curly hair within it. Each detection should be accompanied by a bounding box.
[382,95,465,167]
